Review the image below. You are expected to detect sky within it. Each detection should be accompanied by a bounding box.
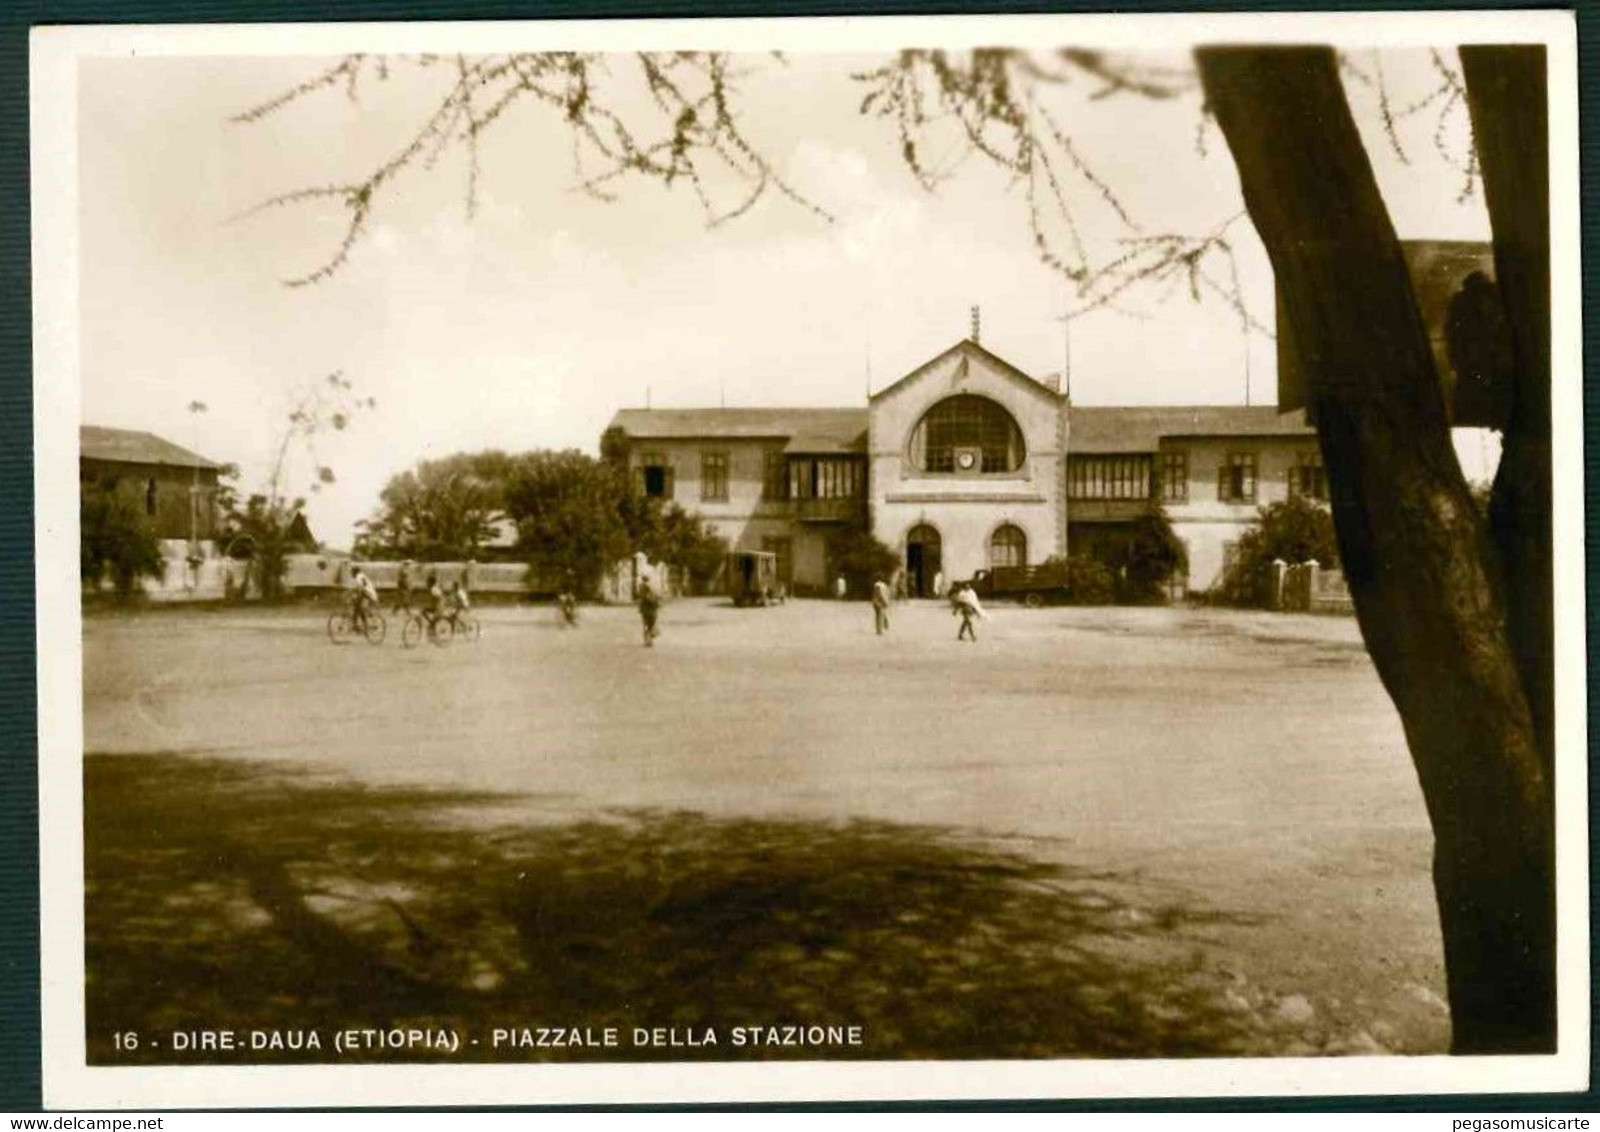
[78,45,1495,547]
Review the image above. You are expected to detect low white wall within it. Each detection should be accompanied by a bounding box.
[100,547,673,604]
[112,540,238,603]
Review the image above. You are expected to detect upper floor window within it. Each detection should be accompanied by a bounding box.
[762,449,787,501]
[908,395,1025,474]
[989,524,1028,570]
[145,478,158,517]
[1289,450,1327,502]
[700,451,729,502]
[636,452,673,500]
[1219,452,1258,503]
[1068,455,1153,500]
[788,456,863,500]
[1159,450,1189,503]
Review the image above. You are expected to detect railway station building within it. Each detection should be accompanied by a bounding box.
[605,338,1319,597]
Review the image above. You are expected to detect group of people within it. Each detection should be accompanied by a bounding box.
[345,560,472,635]
[347,563,982,647]
[871,575,985,640]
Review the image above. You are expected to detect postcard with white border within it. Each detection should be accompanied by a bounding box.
[31,9,1589,1108]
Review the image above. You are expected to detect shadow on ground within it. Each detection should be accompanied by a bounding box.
[89,753,1337,1063]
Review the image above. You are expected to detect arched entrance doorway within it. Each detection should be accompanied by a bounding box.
[905,524,942,598]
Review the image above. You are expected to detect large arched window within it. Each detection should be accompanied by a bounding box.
[989,524,1027,570]
[908,395,1026,474]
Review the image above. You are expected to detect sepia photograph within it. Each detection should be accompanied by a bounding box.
[32,10,1586,1107]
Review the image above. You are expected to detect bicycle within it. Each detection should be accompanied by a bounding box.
[327,599,387,646]
[401,608,453,648]
[448,609,481,642]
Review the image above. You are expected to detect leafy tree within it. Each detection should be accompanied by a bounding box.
[352,445,731,595]
[1217,495,1340,608]
[80,484,163,600]
[355,451,513,560]
[502,450,629,595]
[238,43,1558,1050]
[213,462,242,524]
[1112,507,1188,604]
[826,528,899,598]
[644,504,728,593]
[225,494,305,603]
[598,426,630,469]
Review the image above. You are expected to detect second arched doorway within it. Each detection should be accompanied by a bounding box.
[905,523,943,598]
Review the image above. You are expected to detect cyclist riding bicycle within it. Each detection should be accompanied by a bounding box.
[420,571,445,625]
[348,567,379,633]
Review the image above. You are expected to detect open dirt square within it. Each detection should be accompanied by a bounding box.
[82,599,1451,1061]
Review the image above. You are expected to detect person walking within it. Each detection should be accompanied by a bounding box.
[637,575,661,647]
[953,582,984,642]
[557,569,580,628]
[871,575,892,636]
[834,574,847,601]
[932,569,946,599]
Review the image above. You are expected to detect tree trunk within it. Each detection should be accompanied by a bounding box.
[1196,46,1554,1053]
[1459,46,1554,773]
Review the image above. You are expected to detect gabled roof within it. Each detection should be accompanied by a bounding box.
[869,339,1064,404]
[1069,406,1314,454]
[80,425,221,470]
[285,512,318,551]
[783,425,868,454]
[608,408,868,452]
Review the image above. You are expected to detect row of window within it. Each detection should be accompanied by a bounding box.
[637,451,733,502]
[636,449,1327,505]
[639,450,867,504]
[1068,451,1326,504]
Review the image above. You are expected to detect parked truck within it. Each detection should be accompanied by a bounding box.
[726,549,783,607]
[964,562,1073,607]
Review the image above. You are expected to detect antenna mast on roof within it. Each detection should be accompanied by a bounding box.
[1244,334,1252,407]
[865,334,873,400]
[1062,306,1072,404]
[646,384,651,409]
[1054,298,1074,404]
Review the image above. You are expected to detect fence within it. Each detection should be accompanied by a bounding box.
[1271,560,1353,615]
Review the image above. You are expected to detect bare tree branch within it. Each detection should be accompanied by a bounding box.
[235,52,833,286]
